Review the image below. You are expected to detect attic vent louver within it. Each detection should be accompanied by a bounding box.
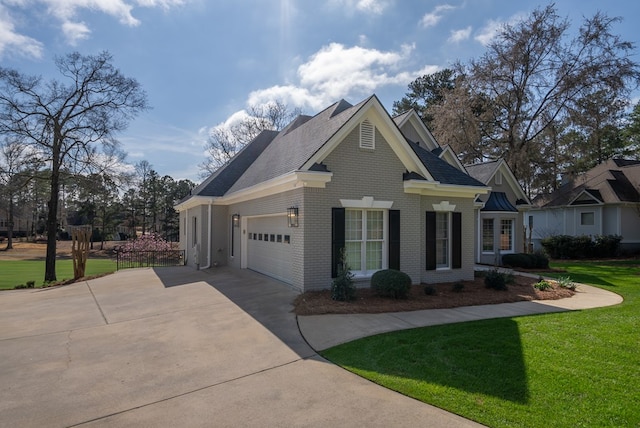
[360,119,375,149]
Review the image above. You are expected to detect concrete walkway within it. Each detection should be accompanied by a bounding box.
[0,267,482,428]
[298,282,623,351]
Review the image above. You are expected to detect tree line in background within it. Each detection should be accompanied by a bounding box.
[393,5,640,197]
[0,153,194,246]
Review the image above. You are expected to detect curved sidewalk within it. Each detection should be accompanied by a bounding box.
[298,283,623,351]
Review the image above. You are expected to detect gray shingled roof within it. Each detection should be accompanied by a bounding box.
[535,158,640,207]
[465,160,500,185]
[191,130,279,197]
[227,97,371,193]
[407,141,486,187]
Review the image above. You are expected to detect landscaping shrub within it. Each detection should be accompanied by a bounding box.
[593,235,622,257]
[484,269,508,291]
[557,276,576,290]
[502,253,530,268]
[534,279,553,291]
[371,269,411,299]
[452,282,465,292]
[331,249,356,302]
[502,252,549,269]
[531,251,550,268]
[541,234,622,259]
[424,284,437,295]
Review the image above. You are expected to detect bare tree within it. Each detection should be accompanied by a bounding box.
[200,100,301,176]
[0,51,148,282]
[429,5,640,195]
[427,76,497,165]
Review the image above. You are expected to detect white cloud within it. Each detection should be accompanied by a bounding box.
[474,18,502,45]
[474,12,526,46]
[202,42,437,158]
[0,4,43,58]
[216,42,438,138]
[420,4,456,28]
[62,21,91,45]
[448,26,472,43]
[329,0,390,15]
[0,0,187,58]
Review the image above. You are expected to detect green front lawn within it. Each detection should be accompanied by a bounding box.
[0,259,118,290]
[322,260,640,427]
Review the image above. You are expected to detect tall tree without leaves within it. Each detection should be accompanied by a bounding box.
[0,51,148,282]
[475,5,638,189]
[200,100,301,176]
[410,5,640,195]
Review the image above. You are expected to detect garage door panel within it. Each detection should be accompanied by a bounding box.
[247,216,292,284]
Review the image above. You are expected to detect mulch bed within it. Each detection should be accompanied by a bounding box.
[293,274,575,315]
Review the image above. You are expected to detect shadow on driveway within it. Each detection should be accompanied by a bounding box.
[152,266,315,359]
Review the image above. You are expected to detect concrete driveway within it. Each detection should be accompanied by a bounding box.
[0,266,481,427]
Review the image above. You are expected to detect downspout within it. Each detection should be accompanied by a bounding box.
[201,203,212,269]
[476,208,481,264]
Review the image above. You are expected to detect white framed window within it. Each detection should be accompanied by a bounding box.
[581,212,594,226]
[436,212,450,269]
[359,119,375,150]
[345,209,386,275]
[482,218,494,252]
[500,219,513,252]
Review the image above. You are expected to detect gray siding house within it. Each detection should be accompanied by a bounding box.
[529,159,640,252]
[176,96,489,292]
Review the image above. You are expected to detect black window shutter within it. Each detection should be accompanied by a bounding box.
[331,208,345,278]
[425,211,436,270]
[452,212,462,269]
[388,209,400,270]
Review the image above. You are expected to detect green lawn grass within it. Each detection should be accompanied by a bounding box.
[0,259,118,290]
[321,260,640,427]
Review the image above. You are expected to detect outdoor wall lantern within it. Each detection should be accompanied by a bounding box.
[232,213,240,228]
[287,207,299,227]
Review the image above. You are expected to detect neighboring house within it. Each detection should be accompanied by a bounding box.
[0,215,31,238]
[529,159,640,252]
[176,95,489,292]
[465,160,531,265]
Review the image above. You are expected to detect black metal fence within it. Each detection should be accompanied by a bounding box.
[115,249,185,270]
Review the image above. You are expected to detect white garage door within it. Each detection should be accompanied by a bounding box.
[247,216,293,284]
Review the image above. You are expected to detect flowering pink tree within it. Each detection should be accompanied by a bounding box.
[120,233,175,254]
[118,233,180,267]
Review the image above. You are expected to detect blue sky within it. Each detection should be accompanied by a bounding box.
[1,0,639,183]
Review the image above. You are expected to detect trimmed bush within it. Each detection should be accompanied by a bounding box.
[452,282,465,292]
[531,251,550,268]
[541,234,622,259]
[593,235,622,257]
[371,269,411,299]
[502,252,549,269]
[424,284,437,295]
[484,269,508,291]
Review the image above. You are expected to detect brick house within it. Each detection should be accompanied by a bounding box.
[176,95,489,292]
